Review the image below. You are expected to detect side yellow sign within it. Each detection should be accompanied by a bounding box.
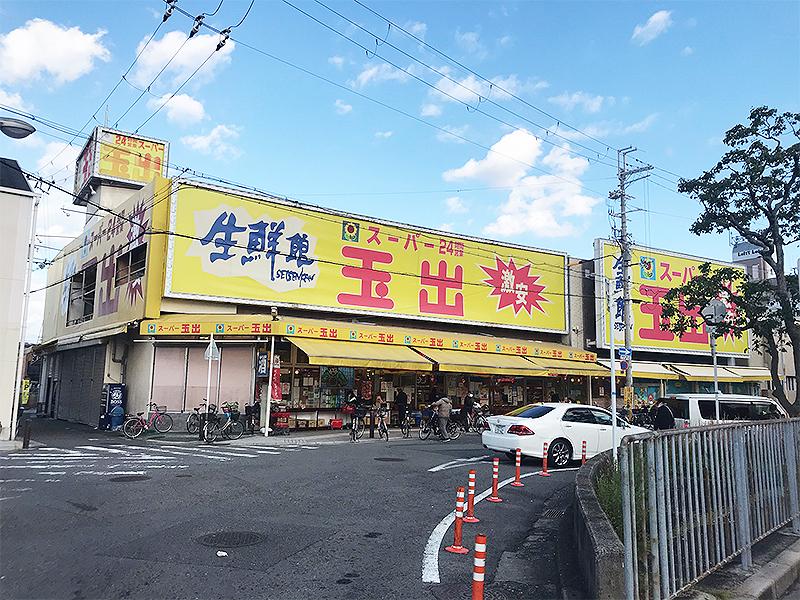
[165,184,568,332]
[597,240,750,357]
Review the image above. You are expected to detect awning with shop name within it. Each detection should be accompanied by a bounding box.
[666,363,743,382]
[415,347,549,377]
[526,357,610,377]
[290,337,434,372]
[721,366,772,382]
[597,360,680,380]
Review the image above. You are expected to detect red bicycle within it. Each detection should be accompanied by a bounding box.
[122,404,174,438]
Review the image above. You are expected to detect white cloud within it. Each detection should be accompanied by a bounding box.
[445,196,468,213]
[405,21,427,39]
[334,99,353,115]
[498,35,513,47]
[0,19,110,85]
[438,223,454,232]
[444,129,542,186]
[374,130,393,139]
[443,130,600,238]
[681,46,694,56]
[455,30,486,59]
[328,55,345,69]
[632,10,673,46]
[432,69,547,105]
[130,30,234,88]
[146,93,205,126]
[436,124,469,144]
[421,103,442,117]
[547,91,612,113]
[557,113,659,140]
[0,88,27,110]
[181,124,241,159]
[350,63,410,88]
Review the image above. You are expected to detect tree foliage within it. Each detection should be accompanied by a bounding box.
[661,107,800,413]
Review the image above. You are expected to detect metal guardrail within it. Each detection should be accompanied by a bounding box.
[620,419,800,599]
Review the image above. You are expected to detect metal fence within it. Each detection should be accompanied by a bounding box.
[619,419,800,599]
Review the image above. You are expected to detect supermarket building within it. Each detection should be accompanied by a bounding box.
[36,128,772,427]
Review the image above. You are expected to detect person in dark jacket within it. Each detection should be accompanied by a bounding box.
[653,399,675,430]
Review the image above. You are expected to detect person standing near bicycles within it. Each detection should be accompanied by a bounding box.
[394,387,408,429]
[461,393,476,429]
[431,395,453,442]
[344,391,362,443]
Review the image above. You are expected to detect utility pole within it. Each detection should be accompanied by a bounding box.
[608,147,652,408]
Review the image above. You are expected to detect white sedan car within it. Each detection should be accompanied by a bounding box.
[481,403,650,468]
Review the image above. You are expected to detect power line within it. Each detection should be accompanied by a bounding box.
[280,0,620,174]
[352,0,618,154]
[34,15,167,176]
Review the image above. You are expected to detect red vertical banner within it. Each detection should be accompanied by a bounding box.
[270,355,282,401]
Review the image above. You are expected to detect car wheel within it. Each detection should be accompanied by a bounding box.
[548,438,572,468]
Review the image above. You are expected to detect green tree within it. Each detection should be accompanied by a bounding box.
[661,107,800,413]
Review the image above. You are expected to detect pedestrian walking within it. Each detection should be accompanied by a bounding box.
[431,396,453,442]
[653,398,675,430]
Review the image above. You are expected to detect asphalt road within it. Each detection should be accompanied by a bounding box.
[1,421,578,600]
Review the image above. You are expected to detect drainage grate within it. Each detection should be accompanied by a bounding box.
[542,508,565,519]
[109,475,151,482]
[373,457,405,462]
[196,531,266,548]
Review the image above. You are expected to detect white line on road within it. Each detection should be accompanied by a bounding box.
[8,455,100,460]
[253,450,281,455]
[300,446,319,450]
[427,456,490,473]
[76,446,129,454]
[74,471,146,476]
[0,465,96,469]
[114,446,229,462]
[156,445,259,458]
[37,472,67,475]
[421,467,579,584]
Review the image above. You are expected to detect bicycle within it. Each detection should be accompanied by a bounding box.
[376,408,389,441]
[400,412,413,438]
[122,404,174,438]
[418,409,460,441]
[349,410,366,443]
[205,402,245,442]
[186,403,211,434]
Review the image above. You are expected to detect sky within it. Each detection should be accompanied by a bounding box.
[0,0,798,342]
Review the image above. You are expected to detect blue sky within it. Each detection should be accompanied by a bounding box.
[0,0,798,340]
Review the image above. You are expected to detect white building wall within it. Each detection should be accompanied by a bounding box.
[0,184,34,440]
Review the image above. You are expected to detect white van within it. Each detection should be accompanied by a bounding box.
[662,394,788,428]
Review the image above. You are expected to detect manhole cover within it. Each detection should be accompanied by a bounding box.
[175,473,192,478]
[364,532,383,538]
[373,457,405,462]
[196,531,266,548]
[109,475,151,482]
[542,508,565,519]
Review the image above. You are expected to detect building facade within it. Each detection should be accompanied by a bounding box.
[36,129,776,427]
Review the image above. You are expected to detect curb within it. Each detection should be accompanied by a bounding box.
[734,537,800,600]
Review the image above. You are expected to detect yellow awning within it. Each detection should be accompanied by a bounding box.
[415,347,549,377]
[597,360,680,380]
[290,338,433,372]
[666,363,743,382]
[721,366,772,382]
[525,357,609,376]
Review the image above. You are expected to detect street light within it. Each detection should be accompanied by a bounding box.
[2,116,38,443]
[0,117,36,139]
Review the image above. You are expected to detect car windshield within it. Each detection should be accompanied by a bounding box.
[506,405,555,419]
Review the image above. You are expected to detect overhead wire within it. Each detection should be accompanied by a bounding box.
[351,0,618,154]
[279,0,621,174]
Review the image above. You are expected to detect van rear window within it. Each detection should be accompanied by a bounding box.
[699,400,783,421]
[664,398,689,419]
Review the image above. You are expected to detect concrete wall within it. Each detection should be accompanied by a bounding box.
[0,185,34,440]
[126,341,154,416]
[573,450,625,599]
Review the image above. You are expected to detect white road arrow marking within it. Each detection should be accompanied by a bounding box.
[427,455,490,473]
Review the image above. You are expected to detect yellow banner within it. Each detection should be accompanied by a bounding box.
[139,315,596,361]
[597,240,749,356]
[165,185,568,332]
[97,130,167,186]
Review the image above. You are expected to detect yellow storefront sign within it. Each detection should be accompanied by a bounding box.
[97,130,167,185]
[596,240,749,357]
[139,314,597,362]
[165,184,568,333]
